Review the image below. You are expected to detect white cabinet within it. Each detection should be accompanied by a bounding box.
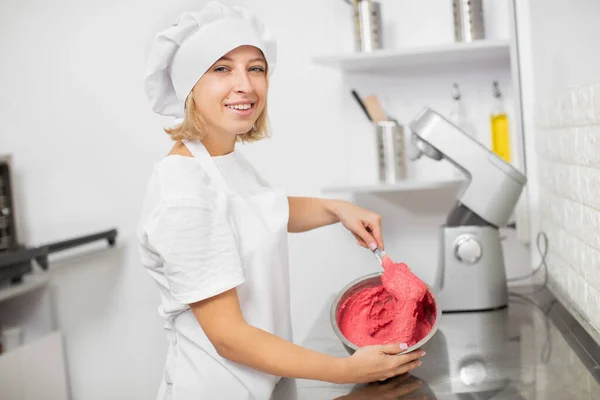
[0,273,70,400]
[0,331,69,400]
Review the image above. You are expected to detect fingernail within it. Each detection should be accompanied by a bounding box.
[369,242,377,250]
[417,360,422,366]
[420,351,426,357]
[399,343,408,350]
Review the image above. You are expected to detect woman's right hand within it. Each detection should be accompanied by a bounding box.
[342,343,426,384]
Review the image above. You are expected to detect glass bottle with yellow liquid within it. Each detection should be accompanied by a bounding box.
[490,81,511,163]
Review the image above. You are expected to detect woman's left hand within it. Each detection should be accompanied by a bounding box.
[331,200,384,251]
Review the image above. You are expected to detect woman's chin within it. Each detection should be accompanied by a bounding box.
[216,120,255,137]
[230,125,255,136]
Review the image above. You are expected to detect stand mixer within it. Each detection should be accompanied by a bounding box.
[408,107,527,312]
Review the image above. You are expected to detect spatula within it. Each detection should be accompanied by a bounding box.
[372,247,393,304]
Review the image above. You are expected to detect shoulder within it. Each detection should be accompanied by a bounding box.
[153,156,215,203]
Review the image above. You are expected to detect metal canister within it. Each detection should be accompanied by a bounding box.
[353,0,382,52]
[452,0,485,42]
[375,120,406,183]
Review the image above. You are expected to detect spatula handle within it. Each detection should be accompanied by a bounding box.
[372,247,387,265]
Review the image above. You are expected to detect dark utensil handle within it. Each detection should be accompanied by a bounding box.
[351,89,373,122]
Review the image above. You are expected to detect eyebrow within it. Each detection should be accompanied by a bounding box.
[218,56,266,63]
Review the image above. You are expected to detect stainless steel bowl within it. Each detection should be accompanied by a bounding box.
[330,272,442,355]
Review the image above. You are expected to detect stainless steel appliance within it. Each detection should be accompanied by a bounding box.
[408,108,527,312]
[0,155,30,283]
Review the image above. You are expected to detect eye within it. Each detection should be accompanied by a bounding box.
[250,66,266,73]
[213,66,229,72]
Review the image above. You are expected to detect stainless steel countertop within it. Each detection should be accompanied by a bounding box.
[272,286,600,400]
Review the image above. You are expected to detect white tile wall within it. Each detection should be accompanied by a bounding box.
[535,81,600,335]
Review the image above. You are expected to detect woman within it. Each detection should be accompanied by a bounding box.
[138,2,425,399]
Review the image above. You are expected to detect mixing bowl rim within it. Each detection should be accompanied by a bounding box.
[330,271,442,354]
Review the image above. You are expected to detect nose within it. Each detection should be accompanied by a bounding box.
[232,69,253,94]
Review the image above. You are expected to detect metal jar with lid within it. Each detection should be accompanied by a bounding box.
[452,0,485,42]
[352,0,383,52]
[375,120,407,183]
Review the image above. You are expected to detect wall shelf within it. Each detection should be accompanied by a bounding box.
[311,40,511,73]
[321,178,465,194]
[0,273,50,303]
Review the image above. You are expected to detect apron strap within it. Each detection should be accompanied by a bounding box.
[182,139,234,196]
[235,150,272,189]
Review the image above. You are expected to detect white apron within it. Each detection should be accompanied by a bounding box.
[157,139,293,400]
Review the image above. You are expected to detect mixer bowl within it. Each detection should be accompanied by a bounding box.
[330,272,442,355]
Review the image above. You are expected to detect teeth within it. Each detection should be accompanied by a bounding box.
[227,104,252,110]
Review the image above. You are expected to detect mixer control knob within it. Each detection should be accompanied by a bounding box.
[459,359,487,386]
[453,234,482,265]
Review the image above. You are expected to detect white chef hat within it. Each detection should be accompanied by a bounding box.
[144,1,277,119]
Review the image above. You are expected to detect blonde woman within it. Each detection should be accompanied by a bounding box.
[138,2,425,399]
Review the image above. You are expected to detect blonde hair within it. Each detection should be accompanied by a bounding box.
[164,86,271,143]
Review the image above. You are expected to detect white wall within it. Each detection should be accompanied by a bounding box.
[518,0,600,339]
[0,0,530,398]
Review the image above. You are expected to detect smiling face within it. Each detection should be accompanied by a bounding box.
[190,45,268,140]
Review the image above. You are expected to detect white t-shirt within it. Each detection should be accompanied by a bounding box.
[137,151,268,320]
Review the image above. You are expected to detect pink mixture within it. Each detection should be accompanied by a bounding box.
[337,256,436,347]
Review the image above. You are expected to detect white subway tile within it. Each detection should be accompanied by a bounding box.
[534,80,600,128]
[579,83,597,125]
[592,81,600,123]
[570,83,597,126]
[539,189,600,251]
[539,204,600,292]
[536,127,574,164]
[547,252,569,292]
[538,159,600,210]
[540,219,583,278]
[582,249,600,293]
[536,126,600,168]
[584,284,600,333]
[571,86,586,126]
[581,126,600,168]
[568,269,588,315]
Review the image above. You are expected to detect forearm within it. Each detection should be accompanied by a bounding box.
[287,197,343,232]
[218,323,349,383]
